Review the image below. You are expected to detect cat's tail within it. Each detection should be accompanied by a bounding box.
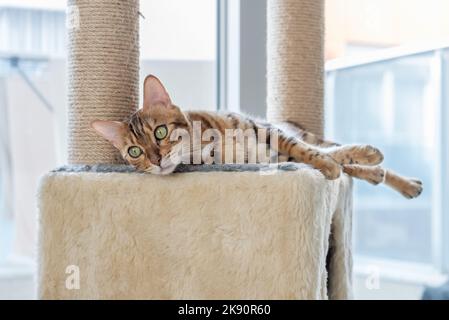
[342,165,423,199]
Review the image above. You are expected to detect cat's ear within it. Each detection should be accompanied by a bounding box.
[143,75,172,110]
[91,120,127,149]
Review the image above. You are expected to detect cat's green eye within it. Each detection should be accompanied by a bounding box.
[154,125,168,140]
[128,146,143,158]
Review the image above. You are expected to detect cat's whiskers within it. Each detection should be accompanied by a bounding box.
[165,142,204,165]
[143,166,160,174]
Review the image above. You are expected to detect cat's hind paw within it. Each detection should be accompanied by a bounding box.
[359,145,384,166]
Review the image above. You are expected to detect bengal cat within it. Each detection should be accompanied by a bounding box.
[91,75,423,199]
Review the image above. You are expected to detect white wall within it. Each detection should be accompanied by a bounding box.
[140,60,216,110]
[140,0,216,61]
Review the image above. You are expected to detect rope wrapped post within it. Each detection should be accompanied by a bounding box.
[67,0,140,164]
[267,0,324,137]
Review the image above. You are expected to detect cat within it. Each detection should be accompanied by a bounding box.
[91,75,423,199]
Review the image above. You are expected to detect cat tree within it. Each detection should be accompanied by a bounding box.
[38,0,353,299]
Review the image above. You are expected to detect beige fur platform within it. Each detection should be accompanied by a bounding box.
[37,166,353,299]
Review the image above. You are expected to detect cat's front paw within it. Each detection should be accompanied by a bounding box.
[315,157,341,180]
[401,179,423,199]
[358,145,384,166]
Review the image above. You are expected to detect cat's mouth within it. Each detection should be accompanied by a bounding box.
[159,165,178,175]
[145,161,178,175]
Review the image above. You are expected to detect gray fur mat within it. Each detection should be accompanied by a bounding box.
[54,163,308,173]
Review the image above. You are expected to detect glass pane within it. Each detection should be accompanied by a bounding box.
[327,53,435,263]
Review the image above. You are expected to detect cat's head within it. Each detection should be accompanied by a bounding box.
[91,75,190,175]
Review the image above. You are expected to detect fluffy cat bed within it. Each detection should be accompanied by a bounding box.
[38,164,353,299]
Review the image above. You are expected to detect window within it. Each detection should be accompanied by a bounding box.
[0,1,217,267]
[325,0,449,284]
[327,50,446,265]
[139,0,217,110]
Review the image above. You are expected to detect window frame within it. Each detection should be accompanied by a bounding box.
[216,0,267,116]
[438,48,449,273]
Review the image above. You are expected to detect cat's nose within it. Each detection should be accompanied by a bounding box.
[149,153,161,166]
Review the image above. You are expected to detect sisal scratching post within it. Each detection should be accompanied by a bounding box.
[267,0,325,137]
[67,0,139,164]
